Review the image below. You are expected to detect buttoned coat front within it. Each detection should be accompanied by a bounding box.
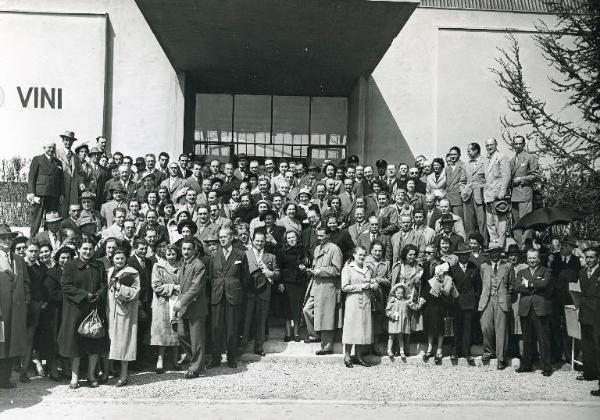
[579,266,600,329]
[510,151,540,203]
[208,247,247,306]
[462,157,487,204]
[311,241,343,331]
[514,266,553,317]
[478,261,512,312]
[444,161,467,207]
[483,152,511,203]
[0,253,29,360]
[341,264,373,345]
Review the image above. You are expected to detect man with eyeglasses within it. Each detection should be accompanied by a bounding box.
[407,167,427,194]
[60,204,82,234]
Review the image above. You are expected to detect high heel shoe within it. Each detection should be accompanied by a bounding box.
[344,357,353,368]
[115,377,129,387]
[399,350,407,361]
[434,351,443,365]
[423,351,432,362]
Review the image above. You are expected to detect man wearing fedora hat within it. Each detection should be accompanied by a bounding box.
[101,184,128,227]
[478,242,512,369]
[35,212,63,251]
[433,213,466,254]
[28,141,64,236]
[548,235,581,363]
[449,242,481,364]
[55,131,80,217]
[87,146,110,210]
[0,224,30,388]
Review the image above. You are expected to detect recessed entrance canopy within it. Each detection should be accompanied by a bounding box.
[136,0,419,96]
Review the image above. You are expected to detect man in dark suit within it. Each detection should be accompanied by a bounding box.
[241,231,279,356]
[127,239,154,368]
[87,147,110,209]
[35,212,64,251]
[27,141,64,236]
[173,238,208,378]
[220,162,242,202]
[450,244,481,364]
[578,247,600,395]
[425,194,442,229]
[548,235,581,363]
[515,249,554,376]
[207,228,247,368]
[301,208,322,256]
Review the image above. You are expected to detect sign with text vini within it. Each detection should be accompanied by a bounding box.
[0,12,106,157]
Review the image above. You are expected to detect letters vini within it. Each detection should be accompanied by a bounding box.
[17,87,62,109]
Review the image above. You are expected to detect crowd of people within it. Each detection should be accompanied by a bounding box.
[0,130,598,397]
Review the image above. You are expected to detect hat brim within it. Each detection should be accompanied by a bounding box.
[0,232,19,240]
[486,247,504,253]
[45,217,63,223]
[562,241,579,248]
[454,249,472,255]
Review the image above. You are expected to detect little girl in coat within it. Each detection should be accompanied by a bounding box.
[386,283,425,359]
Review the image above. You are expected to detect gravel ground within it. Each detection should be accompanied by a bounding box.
[0,361,598,403]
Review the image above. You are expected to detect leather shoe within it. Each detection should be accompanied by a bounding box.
[227,360,238,369]
[516,367,533,373]
[591,389,600,397]
[542,370,553,377]
[344,358,353,368]
[283,335,291,342]
[576,375,594,381]
[0,381,17,389]
[497,361,507,370]
[86,379,99,388]
[254,350,266,357]
[184,371,199,379]
[69,382,79,390]
[155,367,164,375]
[294,335,301,342]
[115,377,129,387]
[315,349,333,356]
[467,357,476,366]
[354,358,370,367]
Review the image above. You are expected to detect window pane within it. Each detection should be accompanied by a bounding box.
[195,94,233,144]
[272,96,309,146]
[310,97,347,145]
[234,95,271,144]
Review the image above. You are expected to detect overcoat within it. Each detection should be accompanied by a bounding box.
[57,258,108,358]
[310,241,343,331]
[514,266,553,317]
[0,253,29,359]
[150,259,180,346]
[107,266,140,361]
[341,263,373,345]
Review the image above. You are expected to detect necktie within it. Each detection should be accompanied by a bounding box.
[493,263,498,275]
[224,249,230,260]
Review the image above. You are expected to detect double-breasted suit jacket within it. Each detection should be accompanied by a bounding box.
[160,177,185,197]
[208,247,247,306]
[376,205,399,236]
[310,241,343,331]
[579,266,600,330]
[0,252,30,360]
[514,266,553,317]
[356,231,393,263]
[28,154,63,198]
[243,249,280,302]
[450,262,481,311]
[510,151,540,203]
[478,261,512,312]
[176,256,208,319]
[444,161,467,208]
[483,151,510,203]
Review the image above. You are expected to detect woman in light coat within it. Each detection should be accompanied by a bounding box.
[341,246,377,368]
[426,157,447,200]
[107,248,140,387]
[150,244,181,373]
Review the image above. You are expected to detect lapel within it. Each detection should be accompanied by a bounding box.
[511,153,523,176]
[222,248,237,274]
[486,153,498,176]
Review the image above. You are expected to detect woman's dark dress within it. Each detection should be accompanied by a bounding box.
[422,261,451,336]
[57,258,109,358]
[273,244,308,320]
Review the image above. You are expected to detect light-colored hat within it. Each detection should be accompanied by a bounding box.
[44,212,63,223]
[60,130,77,141]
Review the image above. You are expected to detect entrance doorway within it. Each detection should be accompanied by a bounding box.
[194,94,348,165]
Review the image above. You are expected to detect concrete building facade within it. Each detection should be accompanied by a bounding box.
[0,0,578,166]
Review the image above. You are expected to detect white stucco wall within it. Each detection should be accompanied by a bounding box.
[370,7,578,162]
[0,0,183,160]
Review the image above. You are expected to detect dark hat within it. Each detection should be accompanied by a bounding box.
[237,153,248,160]
[561,235,579,248]
[347,155,359,165]
[202,234,219,244]
[376,159,388,168]
[506,244,522,256]
[135,157,145,166]
[259,209,278,222]
[486,242,504,253]
[0,223,19,240]
[494,200,510,214]
[439,214,456,224]
[44,212,63,223]
[177,220,197,235]
[60,130,76,141]
[308,164,321,172]
[454,242,472,255]
[109,184,126,193]
[80,191,96,201]
[89,146,103,155]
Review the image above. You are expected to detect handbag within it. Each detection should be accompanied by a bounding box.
[443,316,455,337]
[77,306,105,339]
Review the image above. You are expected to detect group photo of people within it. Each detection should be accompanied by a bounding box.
[0,129,598,398]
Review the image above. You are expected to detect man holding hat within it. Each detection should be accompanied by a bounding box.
[510,136,540,246]
[28,141,64,236]
[483,138,511,248]
[478,242,512,369]
[0,224,30,389]
[35,212,63,251]
[548,235,581,363]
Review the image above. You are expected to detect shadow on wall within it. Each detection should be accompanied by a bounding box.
[365,77,415,165]
[104,18,115,151]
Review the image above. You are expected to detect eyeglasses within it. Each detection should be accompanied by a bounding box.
[424,251,434,254]
[15,245,26,250]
